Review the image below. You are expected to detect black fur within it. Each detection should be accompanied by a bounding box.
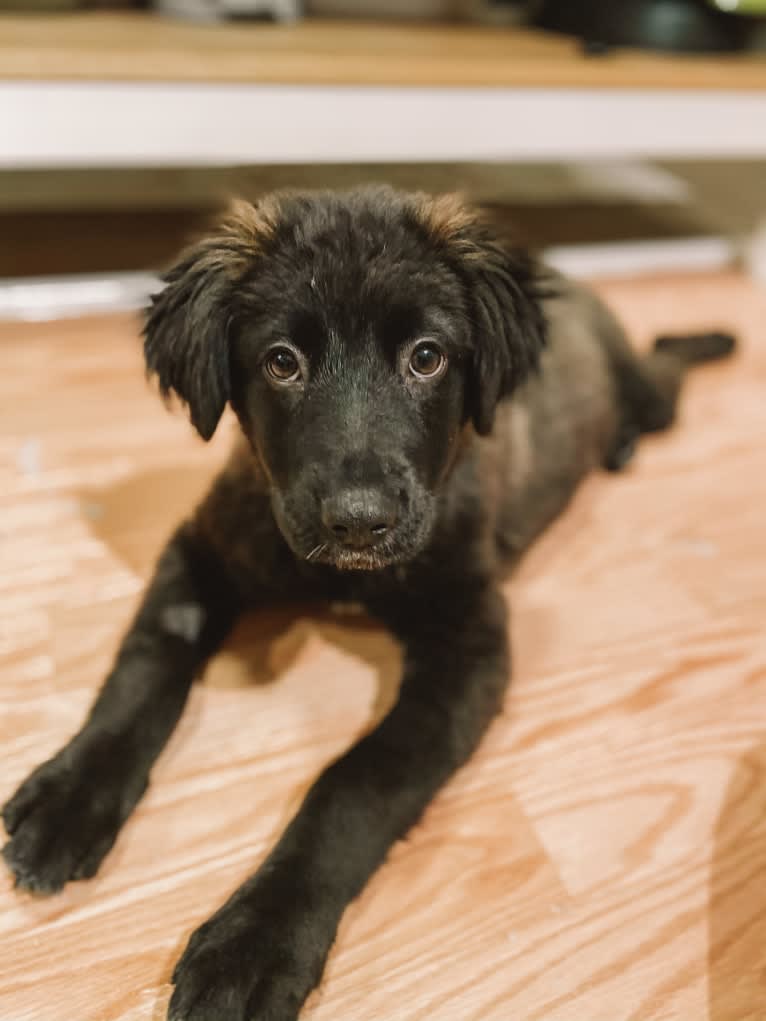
[2,186,736,1021]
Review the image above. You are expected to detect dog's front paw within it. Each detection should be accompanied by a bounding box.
[2,742,146,894]
[168,887,331,1021]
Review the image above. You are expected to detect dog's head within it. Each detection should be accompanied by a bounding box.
[144,187,547,570]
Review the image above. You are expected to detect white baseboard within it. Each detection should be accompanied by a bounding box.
[0,272,160,322]
[0,236,737,322]
[546,236,736,279]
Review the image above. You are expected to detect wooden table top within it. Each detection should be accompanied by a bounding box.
[1,13,765,89]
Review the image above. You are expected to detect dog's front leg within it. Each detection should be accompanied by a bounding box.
[2,524,240,893]
[169,584,509,1021]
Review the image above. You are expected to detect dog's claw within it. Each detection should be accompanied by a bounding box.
[2,748,146,894]
[167,889,328,1021]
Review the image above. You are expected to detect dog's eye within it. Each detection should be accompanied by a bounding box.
[409,342,446,380]
[265,347,301,383]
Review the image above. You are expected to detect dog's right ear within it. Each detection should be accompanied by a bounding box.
[143,199,278,441]
[412,193,549,437]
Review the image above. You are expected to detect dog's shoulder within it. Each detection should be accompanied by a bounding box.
[191,438,297,596]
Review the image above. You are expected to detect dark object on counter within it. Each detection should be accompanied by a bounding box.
[534,0,758,53]
[580,37,612,56]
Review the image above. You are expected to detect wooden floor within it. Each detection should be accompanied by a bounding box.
[1,271,765,1021]
[1,13,765,89]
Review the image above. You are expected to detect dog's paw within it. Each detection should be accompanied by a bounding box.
[2,745,146,894]
[168,892,329,1021]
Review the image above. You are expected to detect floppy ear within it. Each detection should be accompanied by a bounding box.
[143,198,278,440]
[415,194,549,436]
[465,234,549,436]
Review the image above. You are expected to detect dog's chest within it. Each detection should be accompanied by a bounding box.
[305,562,410,613]
[328,600,366,618]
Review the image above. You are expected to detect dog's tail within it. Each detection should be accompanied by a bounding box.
[652,330,737,366]
[630,330,738,436]
[605,329,738,470]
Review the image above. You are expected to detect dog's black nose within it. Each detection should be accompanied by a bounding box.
[321,488,398,549]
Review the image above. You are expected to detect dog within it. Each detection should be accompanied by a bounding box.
[2,186,735,1021]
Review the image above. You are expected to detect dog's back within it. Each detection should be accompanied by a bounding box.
[481,272,735,572]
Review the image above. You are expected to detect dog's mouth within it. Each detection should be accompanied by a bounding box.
[307,542,400,572]
[272,490,433,573]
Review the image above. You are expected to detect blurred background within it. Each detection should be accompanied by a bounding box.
[1,0,765,315]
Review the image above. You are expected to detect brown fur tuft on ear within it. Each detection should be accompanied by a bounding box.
[217,196,281,251]
[413,192,481,255]
[413,192,550,436]
[143,196,281,440]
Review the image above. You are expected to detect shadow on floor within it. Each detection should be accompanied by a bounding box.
[709,740,766,1021]
[78,462,403,715]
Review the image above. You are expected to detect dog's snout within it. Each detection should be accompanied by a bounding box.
[321,488,398,549]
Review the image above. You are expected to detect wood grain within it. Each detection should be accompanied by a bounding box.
[1,271,765,1021]
[1,13,765,89]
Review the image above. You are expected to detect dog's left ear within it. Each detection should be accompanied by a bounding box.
[143,198,278,440]
[464,231,549,436]
[415,194,549,436]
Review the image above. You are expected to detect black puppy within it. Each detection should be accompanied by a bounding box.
[2,187,735,1021]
